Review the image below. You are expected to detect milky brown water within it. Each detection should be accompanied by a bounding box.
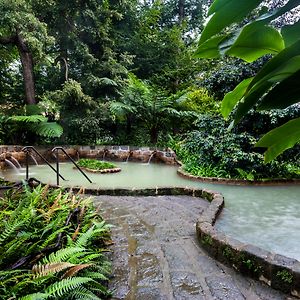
[2,161,300,261]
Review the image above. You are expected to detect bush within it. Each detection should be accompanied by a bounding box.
[179,87,219,115]
[77,158,117,171]
[0,185,111,299]
[170,115,300,180]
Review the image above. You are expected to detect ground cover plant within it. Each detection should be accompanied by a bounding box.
[77,159,117,171]
[0,184,111,299]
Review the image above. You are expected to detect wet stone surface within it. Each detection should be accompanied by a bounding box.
[94,195,295,300]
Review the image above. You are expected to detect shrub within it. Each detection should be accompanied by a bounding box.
[77,159,117,171]
[170,115,300,180]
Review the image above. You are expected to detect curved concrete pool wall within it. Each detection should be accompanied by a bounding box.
[0,145,177,169]
[192,188,300,298]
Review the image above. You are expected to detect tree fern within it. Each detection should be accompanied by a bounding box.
[30,121,63,138]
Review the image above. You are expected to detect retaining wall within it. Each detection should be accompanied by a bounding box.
[0,145,177,169]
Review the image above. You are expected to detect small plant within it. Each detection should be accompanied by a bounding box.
[77,158,117,171]
[276,270,293,284]
[222,246,233,260]
[201,235,213,246]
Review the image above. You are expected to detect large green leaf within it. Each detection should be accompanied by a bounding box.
[234,81,273,124]
[221,77,253,118]
[258,70,300,110]
[255,117,300,162]
[224,23,284,62]
[281,20,300,47]
[246,39,300,92]
[194,35,227,59]
[232,56,300,122]
[199,0,263,44]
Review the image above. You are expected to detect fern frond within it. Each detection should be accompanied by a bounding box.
[42,247,86,264]
[0,219,25,245]
[32,262,75,278]
[46,277,93,298]
[61,263,93,279]
[9,115,47,123]
[19,292,49,300]
[82,271,108,281]
[31,122,63,138]
[67,286,102,300]
[41,227,68,248]
[74,226,95,248]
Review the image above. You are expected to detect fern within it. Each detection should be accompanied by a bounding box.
[0,219,26,245]
[66,286,102,300]
[20,292,49,300]
[31,122,63,138]
[42,247,86,264]
[46,277,93,297]
[9,115,47,123]
[61,263,93,279]
[32,262,75,278]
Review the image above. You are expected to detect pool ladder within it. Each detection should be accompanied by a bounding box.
[22,146,92,186]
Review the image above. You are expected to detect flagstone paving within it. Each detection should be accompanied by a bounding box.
[94,195,296,300]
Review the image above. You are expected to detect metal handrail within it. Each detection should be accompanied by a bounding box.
[22,146,66,182]
[51,147,92,186]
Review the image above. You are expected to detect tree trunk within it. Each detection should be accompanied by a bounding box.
[178,0,185,24]
[150,126,158,144]
[16,34,36,105]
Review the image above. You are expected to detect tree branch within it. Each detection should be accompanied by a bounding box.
[0,35,16,45]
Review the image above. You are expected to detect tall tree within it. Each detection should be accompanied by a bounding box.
[0,0,52,104]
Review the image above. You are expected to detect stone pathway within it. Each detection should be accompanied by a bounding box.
[94,195,295,300]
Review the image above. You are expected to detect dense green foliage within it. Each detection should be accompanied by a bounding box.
[1,0,300,179]
[77,159,117,171]
[0,185,111,299]
[170,115,300,180]
[197,0,300,161]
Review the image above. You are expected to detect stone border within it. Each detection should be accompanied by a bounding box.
[73,166,121,174]
[0,145,177,168]
[196,190,300,298]
[178,166,300,186]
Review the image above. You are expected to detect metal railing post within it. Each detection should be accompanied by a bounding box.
[25,150,29,181]
[22,146,66,183]
[56,149,59,186]
[51,147,92,184]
